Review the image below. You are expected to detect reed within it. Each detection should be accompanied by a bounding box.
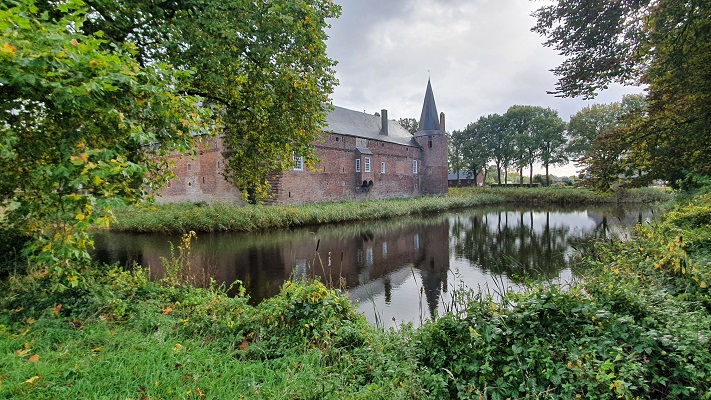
[111,187,673,233]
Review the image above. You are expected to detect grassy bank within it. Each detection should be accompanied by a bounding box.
[1,189,707,398]
[112,187,672,233]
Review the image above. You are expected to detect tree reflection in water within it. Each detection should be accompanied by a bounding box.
[93,205,654,327]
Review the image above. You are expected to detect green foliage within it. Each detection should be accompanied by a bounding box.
[74,0,341,203]
[0,0,208,290]
[415,190,709,399]
[0,273,425,399]
[160,231,197,288]
[456,106,567,187]
[398,117,419,135]
[110,188,672,234]
[534,0,711,186]
[244,280,367,358]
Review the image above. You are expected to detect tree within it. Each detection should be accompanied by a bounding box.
[456,123,491,186]
[398,118,419,135]
[60,0,341,203]
[504,106,544,186]
[533,0,711,186]
[533,111,568,186]
[567,94,646,190]
[473,114,509,184]
[0,0,206,289]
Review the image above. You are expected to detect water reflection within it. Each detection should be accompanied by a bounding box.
[93,205,653,328]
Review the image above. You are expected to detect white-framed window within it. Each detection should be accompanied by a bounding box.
[413,160,418,174]
[364,157,371,172]
[381,161,386,174]
[293,154,304,171]
[355,158,361,172]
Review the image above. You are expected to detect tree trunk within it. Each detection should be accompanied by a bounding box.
[545,164,550,187]
[529,162,534,187]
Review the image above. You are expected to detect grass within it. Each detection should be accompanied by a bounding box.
[111,187,673,233]
[2,186,705,399]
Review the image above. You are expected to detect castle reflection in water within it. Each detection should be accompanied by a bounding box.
[94,206,653,326]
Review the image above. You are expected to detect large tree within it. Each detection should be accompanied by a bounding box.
[533,110,568,187]
[567,95,646,188]
[1,0,206,289]
[1,0,339,287]
[474,114,510,184]
[70,0,341,202]
[533,0,711,186]
[505,106,544,186]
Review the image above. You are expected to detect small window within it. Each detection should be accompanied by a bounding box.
[413,160,418,174]
[187,163,192,171]
[381,161,386,174]
[355,158,361,172]
[356,138,367,148]
[428,136,433,148]
[364,157,371,173]
[293,154,304,171]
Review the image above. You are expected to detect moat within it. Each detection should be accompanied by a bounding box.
[94,205,655,328]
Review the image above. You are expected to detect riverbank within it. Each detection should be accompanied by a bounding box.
[1,188,707,398]
[111,187,672,233]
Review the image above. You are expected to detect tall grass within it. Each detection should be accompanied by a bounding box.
[112,187,673,233]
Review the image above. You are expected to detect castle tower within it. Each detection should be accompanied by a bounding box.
[414,79,449,195]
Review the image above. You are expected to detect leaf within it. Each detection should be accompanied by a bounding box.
[52,304,63,316]
[1,42,16,57]
[27,354,40,362]
[161,305,174,315]
[24,375,41,386]
[15,348,31,357]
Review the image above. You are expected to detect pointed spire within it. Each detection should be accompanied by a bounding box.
[418,79,440,132]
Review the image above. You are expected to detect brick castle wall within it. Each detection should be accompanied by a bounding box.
[273,133,424,205]
[156,132,442,205]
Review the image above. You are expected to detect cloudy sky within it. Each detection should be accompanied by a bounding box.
[325,0,643,174]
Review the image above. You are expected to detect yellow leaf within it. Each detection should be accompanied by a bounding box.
[15,348,31,357]
[1,42,16,57]
[700,281,708,289]
[23,375,41,387]
[70,39,80,47]
[91,347,103,353]
[27,354,39,362]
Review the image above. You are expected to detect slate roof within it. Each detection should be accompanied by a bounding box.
[324,105,419,147]
[415,79,442,137]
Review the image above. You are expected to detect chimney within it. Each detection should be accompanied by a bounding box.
[380,109,388,136]
[439,112,446,132]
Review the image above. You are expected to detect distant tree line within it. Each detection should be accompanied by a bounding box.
[449,106,567,187]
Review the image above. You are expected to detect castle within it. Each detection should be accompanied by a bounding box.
[156,80,448,205]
